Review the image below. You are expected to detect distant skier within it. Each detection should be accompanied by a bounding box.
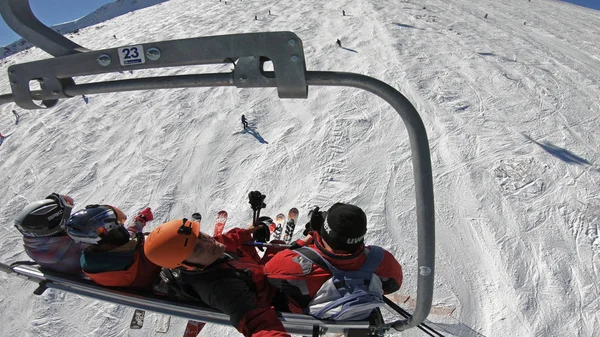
[342,10,346,16]
[241,114,248,129]
[82,95,89,104]
[336,39,342,48]
[255,15,258,20]
[0,132,4,145]
[269,10,271,15]
[113,35,117,39]
[484,13,488,19]
[12,109,19,124]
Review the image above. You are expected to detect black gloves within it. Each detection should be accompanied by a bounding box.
[248,191,266,211]
[253,216,272,247]
[303,206,326,236]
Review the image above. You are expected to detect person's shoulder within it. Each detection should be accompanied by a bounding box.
[264,248,302,271]
[271,248,301,261]
[367,245,401,264]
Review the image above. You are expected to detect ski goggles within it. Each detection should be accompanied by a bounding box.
[66,204,127,244]
[46,193,75,229]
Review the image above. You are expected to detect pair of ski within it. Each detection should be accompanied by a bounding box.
[129,211,229,335]
[272,208,299,244]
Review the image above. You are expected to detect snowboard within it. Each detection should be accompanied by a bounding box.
[283,208,299,244]
[213,210,228,236]
[273,213,285,241]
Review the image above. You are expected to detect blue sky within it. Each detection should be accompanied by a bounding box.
[0,0,599,47]
[0,0,113,47]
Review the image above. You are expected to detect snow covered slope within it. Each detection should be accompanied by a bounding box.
[1,0,600,336]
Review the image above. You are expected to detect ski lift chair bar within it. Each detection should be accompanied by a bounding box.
[6,30,307,109]
[0,0,435,332]
[4,263,375,336]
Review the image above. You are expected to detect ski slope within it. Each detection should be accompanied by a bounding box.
[1,0,600,336]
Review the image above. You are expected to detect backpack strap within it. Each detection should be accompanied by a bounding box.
[358,246,384,274]
[294,247,336,273]
[295,246,385,285]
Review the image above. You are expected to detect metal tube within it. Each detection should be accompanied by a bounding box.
[0,93,14,106]
[0,0,87,56]
[305,71,435,330]
[65,73,234,96]
[5,263,373,336]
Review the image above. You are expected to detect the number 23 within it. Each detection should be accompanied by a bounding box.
[123,47,139,59]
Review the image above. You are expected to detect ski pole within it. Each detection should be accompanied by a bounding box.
[243,241,292,249]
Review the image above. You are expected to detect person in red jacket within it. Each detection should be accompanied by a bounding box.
[264,203,403,314]
[144,218,290,337]
[66,205,160,289]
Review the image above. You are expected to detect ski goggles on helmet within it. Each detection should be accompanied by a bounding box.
[66,204,127,244]
[46,193,75,230]
[14,193,75,237]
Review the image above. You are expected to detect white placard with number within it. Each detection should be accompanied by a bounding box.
[118,45,145,66]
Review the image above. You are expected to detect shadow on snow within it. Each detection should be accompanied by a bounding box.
[235,126,268,144]
[523,134,591,166]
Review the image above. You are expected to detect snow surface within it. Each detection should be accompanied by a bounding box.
[1,0,600,336]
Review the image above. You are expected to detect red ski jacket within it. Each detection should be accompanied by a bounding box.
[213,228,280,304]
[263,232,403,314]
[179,228,289,337]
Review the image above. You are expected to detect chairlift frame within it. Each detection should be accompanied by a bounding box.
[0,0,435,335]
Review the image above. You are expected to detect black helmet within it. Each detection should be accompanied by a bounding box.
[14,193,74,237]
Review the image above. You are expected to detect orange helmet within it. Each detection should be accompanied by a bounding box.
[144,219,200,269]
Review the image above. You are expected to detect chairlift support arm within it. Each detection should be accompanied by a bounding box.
[0,0,435,332]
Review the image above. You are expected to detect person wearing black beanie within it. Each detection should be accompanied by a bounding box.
[265,203,403,315]
[320,203,368,252]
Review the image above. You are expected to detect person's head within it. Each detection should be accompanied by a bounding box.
[144,219,225,270]
[14,193,75,237]
[66,204,130,247]
[319,203,367,253]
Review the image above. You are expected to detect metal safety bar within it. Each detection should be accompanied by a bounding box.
[6,263,377,336]
[0,0,434,332]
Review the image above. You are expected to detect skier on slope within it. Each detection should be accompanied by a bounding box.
[144,218,290,337]
[12,109,19,124]
[241,114,249,129]
[264,203,403,314]
[14,193,86,274]
[66,205,160,289]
